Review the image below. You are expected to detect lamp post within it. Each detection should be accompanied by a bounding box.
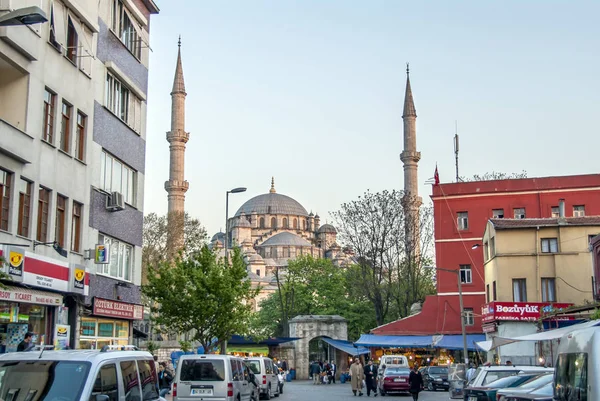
[0,6,47,26]
[221,186,246,355]
[425,265,469,365]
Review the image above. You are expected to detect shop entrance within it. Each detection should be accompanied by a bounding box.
[308,336,334,363]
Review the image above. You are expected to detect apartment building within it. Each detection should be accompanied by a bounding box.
[0,0,158,351]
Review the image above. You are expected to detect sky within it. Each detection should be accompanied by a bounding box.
[144,0,600,237]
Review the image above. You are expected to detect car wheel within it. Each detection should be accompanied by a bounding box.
[427,382,433,391]
[265,385,272,400]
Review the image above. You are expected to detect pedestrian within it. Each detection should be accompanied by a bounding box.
[505,360,512,366]
[17,332,34,352]
[350,358,365,396]
[363,360,378,397]
[311,361,321,385]
[466,364,477,382]
[408,364,423,401]
[330,360,337,384]
[158,362,173,397]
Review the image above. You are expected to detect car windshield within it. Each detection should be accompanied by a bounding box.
[518,374,553,389]
[533,382,554,396]
[245,360,261,374]
[486,375,528,388]
[385,368,410,375]
[467,367,483,385]
[482,371,517,386]
[429,367,447,374]
[0,361,91,401]
[180,359,225,381]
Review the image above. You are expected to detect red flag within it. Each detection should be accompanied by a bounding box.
[434,165,440,185]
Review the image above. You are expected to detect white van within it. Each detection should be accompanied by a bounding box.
[554,326,599,401]
[244,356,280,399]
[174,354,254,401]
[379,355,409,369]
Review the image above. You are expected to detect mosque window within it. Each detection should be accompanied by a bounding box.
[255,269,260,277]
[259,217,265,228]
[303,220,306,230]
[272,248,278,258]
[283,218,288,228]
[293,218,298,229]
[271,217,277,229]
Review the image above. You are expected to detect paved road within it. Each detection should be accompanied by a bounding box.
[164,380,453,401]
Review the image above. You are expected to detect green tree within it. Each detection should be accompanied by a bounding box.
[142,246,258,352]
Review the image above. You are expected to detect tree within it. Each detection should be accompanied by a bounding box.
[460,170,528,182]
[142,212,207,283]
[142,246,259,353]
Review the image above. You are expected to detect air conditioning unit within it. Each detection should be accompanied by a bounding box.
[106,191,125,211]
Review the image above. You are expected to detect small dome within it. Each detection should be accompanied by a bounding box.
[232,217,251,228]
[248,253,264,264]
[211,232,225,242]
[259,232,312,247]
[318,224,337,234]
[309,212,314,217]
[315,214,320,219]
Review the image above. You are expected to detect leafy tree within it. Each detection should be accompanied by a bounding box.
[460,170,528,182]
[142,246,258,353]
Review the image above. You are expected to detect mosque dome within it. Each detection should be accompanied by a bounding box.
[232,216,252,228]
[259,232,312,248]
[248,253,265,264]
[318,224,337,234]
[211,232,225,242]
[234,178,308,217]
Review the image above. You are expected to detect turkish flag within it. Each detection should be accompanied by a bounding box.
[434,165,440,185]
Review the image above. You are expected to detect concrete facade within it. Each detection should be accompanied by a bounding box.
[289,315,348,380]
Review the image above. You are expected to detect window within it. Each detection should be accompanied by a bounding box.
[90,364,119,401]
[271,217,277,229]
[0,170,12,232]
[551,206,560,218]
[37,187,51,241]
[97,234,133,281]
[18,178,32,237]
[105,73,142,133]
[283,218,288,228]
[230,359,241,381]
[60,101,72,153]
[120,361,141,401]
[493,281,497,301]
[79,318,129,349]
[293,218,298,229]
[55,195,67,248]
[66,16,78,63]
[492,209,504,218]
[48,2,60,49]
[486,284,490,303]
[43,89,56,143]
[555,353,587,401]
[137,359,159,400]
[490,236,496,257]
[457,212,468,230]
[541,278,556,302]
[541,238,559,253]
[574,205,585,217]
[110,0,142,59]
[484,241,490,260]
[513,208,526,219]
[460,264,472,284]
[463,308,474,326]
[71,202,82,252]
[100,151,136,205]
[255,269,260,276]
[180,360,225,382]
[259,217,265,228]
[75,111,86,161]
[513,279,527,302]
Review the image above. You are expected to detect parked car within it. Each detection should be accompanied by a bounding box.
[503,382,554,401]
[0,345,165,401]
[245,363,261,401]
[244,356,280,399]
[496,373,553,401]
[463,373,540,401]
[466,366,553,388]
[422,365,450,391]
[174,354,254,401]
[378,367,411,396]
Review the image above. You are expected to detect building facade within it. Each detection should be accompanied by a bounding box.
[372,174,600,341]
[0,0,158,351]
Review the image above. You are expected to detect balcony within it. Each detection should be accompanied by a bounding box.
[0,118,33,163]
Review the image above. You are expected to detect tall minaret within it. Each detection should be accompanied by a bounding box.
[165,36,189,253]
[400,64,422,260]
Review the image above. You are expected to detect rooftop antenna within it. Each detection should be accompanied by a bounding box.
[454,121,460,182]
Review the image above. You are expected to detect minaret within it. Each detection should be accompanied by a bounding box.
[165,36,189,253]
[400,64,422,260]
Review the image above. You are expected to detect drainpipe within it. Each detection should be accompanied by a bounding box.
[536,226,541,301]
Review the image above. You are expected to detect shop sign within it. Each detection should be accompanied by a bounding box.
[68,263,89,296]
[54,324,71,350]
[93,297,144,320]
[482,323,497,333]
[481,302,574,323]
[0,287,63,305]
[7,246,24,282]
[95,244,110,264]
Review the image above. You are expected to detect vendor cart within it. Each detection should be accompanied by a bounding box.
[448,363,466,399]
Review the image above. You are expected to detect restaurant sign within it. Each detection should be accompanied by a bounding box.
[481,302,573,323]
[93,297,144,320]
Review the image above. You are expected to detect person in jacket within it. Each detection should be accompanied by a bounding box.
[363,360,378,396]
[350,358,365,396]
[408,364,424,401]
[310,361,322,385]
[158,362,173,397]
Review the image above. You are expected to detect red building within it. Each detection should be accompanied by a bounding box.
[373,174,600,337]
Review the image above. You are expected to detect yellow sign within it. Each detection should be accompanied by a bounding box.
[8,249,23,276]
[74,268,85,289]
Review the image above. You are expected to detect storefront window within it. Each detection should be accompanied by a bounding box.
[0,301,50,353]
[79,318,130,349]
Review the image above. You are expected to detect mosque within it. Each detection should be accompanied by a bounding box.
[209,178,354,310]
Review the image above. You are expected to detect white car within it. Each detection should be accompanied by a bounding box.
[466,365,553,388]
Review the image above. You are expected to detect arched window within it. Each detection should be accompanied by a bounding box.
[283,218,288,228]
[302,220,306,230]
[272,248,278,258]
[255,269,261,277]
[293,218,298,229]
[271,217,277,228]
[260,217,265,228]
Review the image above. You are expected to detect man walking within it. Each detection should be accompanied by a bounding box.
[311,361,321,385]
[330,360,337,384]
[350,358,365,396]
[363,360,378,396]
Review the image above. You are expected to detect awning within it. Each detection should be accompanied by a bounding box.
[476,320,600,352]
[321,337,369,356]
[228,346,269,355]
[432,334,486,351]
[354,334,432,348]
[132,327,147,339]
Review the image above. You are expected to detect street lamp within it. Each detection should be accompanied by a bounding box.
[471,244,481,250]
[424,265,469,365]
[0,6,47,26]
[224,187,247,261]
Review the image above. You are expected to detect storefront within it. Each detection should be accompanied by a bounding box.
[79,297,143,349]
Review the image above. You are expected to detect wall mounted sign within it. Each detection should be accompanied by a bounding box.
[93,297,144,320]
[481,302,574,323]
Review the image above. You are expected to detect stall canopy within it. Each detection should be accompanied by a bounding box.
[433,334,486,351]
[476,320,600,352]
[321,337,370,356]
[354,334,433,348]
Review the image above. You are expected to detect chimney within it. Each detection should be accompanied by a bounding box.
[559,199,566,218]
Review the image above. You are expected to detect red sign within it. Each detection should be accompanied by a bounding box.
[481,302,574,323]
[93,297,144,320]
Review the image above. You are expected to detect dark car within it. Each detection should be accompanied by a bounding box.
[503,382,553,401]
[422,366,450,391]
[378,367,411,396]
[464,374,540,401]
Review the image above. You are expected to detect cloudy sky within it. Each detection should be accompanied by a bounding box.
[144,0,600,236]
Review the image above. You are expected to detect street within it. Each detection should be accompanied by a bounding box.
[165,381,452,401]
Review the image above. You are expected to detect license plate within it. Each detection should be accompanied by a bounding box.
[191,388,213,396]
[469,397,478,401]
[443,382,448,385]
[394,378,406,382]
